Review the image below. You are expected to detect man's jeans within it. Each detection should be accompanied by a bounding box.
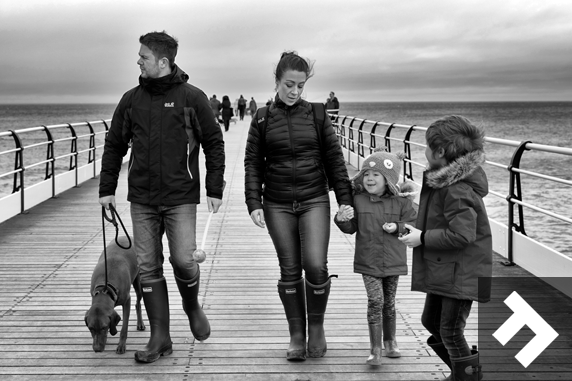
[130,203,197,282]
[421,293,474,358]
[263,195,331,285]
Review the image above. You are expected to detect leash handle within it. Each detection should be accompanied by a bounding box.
[102,204,132,249]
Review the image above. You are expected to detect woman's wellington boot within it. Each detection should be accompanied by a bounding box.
[383,316,401,358]
[174,270,211,341]
[427,336,452,381]
[305,277,333,358]
[366,323,383,366]
[277,278,306,361]
[451,350,483,381]
[135,278,173,363]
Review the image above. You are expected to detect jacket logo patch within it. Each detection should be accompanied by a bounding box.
[285,288,296,294]
[142,287,153,293]
[314,289,326,295]
[164,102,175,107]
[257,117,265,124]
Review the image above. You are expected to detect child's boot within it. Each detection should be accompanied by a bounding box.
[277,278,306,361]
[383,316,401,358]
[305,277,333,358]
[366,323,383,366]
[451,349,483,381]
[427,336,452,381]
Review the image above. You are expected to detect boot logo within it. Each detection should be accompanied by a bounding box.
[314,289,325,295]
[188,281,198,287]
[142,287,153,293]
[285,288,296,294]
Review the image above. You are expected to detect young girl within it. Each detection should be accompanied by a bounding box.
[334,148,417,366]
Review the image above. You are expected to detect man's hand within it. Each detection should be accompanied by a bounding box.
[99,195,116,210]
[250,209,265,228]
[398,223,422,248]
[207,197,223,213]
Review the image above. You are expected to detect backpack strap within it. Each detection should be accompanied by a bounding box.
[310,102,326,151]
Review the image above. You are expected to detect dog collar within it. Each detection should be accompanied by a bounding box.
[92,283,118,303]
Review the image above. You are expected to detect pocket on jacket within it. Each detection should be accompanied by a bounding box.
[424,256,456,292]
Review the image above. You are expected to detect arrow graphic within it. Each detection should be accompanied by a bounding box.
[492,291,559,368]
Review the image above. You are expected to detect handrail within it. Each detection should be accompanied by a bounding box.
[329,112,572,264]
[0,119,112,215]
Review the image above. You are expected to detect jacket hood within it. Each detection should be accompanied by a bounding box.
[139,65,189,95]
[425,150,488,197]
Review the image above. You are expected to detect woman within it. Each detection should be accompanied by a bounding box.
[244,51,353,361]
[221,95,233,132]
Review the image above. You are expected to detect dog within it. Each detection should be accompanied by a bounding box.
[85,236,145,354]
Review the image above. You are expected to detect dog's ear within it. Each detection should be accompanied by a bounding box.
[109,311,121,336]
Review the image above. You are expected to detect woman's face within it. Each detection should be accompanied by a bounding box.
[276,70,307,106]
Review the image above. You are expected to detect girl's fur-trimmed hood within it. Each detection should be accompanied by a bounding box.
[425,150,488,196]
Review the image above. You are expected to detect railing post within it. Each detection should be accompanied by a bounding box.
[86,122,96,178]
[67,124,79,187]
[370,122,381,155]
[41,125,55,198]
[339,116,348,149]
[348,117,357,154]
[402,125,416,181]
[383,123,394,152]
[9,130,25,214]
[503,140,532,266]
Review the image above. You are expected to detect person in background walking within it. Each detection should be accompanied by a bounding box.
[244,51,353,361]
[335,148,417,366]
[325,91,339,115]
[99,31,225,364]
[210,94,222,124]
[399,115,492,381]
[237,95,247,120]
[221,95,233,132]
[249,97,257,119]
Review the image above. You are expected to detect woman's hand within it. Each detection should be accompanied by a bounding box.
[250,209,266,228]
[336,204,354,222]
[398,223,422,248]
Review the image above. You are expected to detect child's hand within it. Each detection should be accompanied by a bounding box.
[398,223,422,248]
[336,204,354,222]
[383,222,397,233]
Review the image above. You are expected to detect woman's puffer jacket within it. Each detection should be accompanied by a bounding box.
[244,96,352,214]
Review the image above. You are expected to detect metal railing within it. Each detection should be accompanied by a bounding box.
[0,119,111,215]
[330,113,572,264]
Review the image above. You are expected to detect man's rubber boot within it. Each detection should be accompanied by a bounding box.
[277,278,306,361]
[383,316,401,358]
[451,350,483,381]
[427,336,452,381]
[135,278,173,363]
[174,270,210,341]
[306,277,333,358]
[366,323,382,366]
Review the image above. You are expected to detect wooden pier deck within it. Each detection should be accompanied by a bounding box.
[1,119,571,380]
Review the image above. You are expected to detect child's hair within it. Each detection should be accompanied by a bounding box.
[274,51,314,82]
[426,115,485,163]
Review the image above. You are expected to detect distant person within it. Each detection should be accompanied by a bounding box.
[249,97,257,119]
[265,98,272,106]
[399,115,491,380]
[221,95,233,132]
[325,91,339,115]
[335,149,417,366]
[210,94,222,124]
[244,51,353,361]
[98,31,225,363]
[237,95,247,120]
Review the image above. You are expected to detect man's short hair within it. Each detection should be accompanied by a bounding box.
[426,115,485,162]
[139,31,178,68]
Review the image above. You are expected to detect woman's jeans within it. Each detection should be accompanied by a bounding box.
[421,293,473,358]
[130,203,198,282]
[263,195,330,285]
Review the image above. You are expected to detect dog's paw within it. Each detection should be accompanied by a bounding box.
[137,322,146,331]
[116,343,126,355]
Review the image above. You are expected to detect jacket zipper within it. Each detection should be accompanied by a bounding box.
[286,108,297,202]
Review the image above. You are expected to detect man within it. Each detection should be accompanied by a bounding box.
[99,31,225,363]
[210,94,222,124]
[325,91,339,115]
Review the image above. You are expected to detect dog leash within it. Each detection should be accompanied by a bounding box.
[101,204,132,293]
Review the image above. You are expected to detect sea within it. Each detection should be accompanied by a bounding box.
[1,102,571,256]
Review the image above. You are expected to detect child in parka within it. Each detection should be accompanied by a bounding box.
[335,148,417,366]
[399,115,492,381]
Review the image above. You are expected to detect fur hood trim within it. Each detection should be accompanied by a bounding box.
[425,150,486,189]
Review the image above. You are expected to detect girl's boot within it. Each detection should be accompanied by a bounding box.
[174,269,211,341]
[135,277,173,363]
[383,316,401,358]
[366,323,383,365]
[277,278,306,361]
[427,336,452,381]
[305,277,333,358]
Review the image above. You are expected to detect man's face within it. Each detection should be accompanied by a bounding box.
[137,44,161,79]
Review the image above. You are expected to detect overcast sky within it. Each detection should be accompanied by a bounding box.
[1,0,571,103]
